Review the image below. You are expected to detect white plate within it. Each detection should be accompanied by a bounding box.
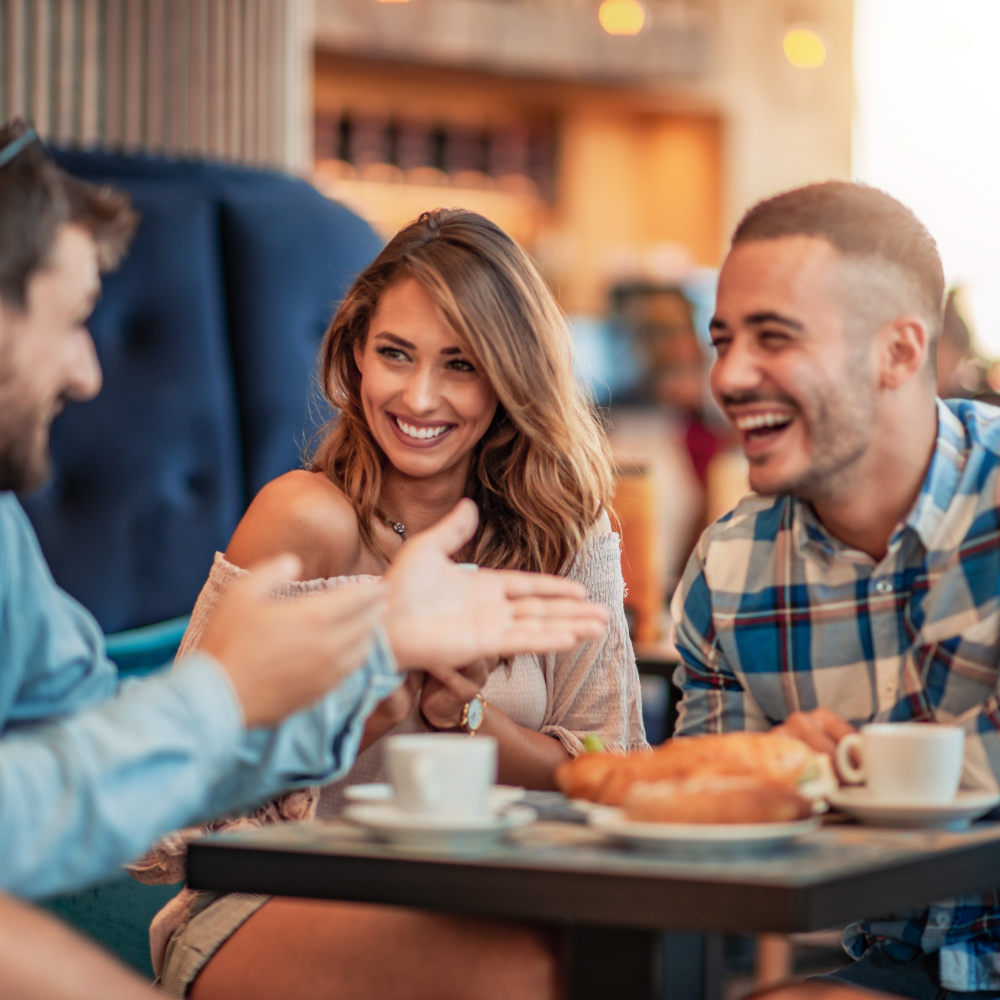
[827,788,1000,830]
[343,783,525,810]
[587,806,822,855]
[344,803,537,854]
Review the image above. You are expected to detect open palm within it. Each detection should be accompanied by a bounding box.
[382,499,609,674]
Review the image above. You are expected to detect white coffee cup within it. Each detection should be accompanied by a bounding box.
[385,734,498,817]
[835,723,964,804]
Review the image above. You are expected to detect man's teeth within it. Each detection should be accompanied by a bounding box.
[395,418,450,440]
[734,413,793,431]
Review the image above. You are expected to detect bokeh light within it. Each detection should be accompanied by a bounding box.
[783,27,827,69]
[599,0,646,36]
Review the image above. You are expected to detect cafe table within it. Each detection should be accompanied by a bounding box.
[188,799,1000,1000]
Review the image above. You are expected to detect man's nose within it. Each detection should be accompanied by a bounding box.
[63,331,102,402]
[711,336,762,400]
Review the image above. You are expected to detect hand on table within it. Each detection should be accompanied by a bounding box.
[382,499,609,677]
[773,708,857,781]
[201,554,387,728]
[420,657,497,730]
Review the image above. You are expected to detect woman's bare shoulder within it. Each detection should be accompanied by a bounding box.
[225,470,366,579]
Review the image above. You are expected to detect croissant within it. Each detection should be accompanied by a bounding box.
[554,751,625,801]
[556,731,832,807]
[623,775,812,825]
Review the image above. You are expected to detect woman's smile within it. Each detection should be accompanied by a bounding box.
[387,412,457,448]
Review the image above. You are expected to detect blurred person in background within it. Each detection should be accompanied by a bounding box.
[936,290,975,399]
[611,283,733,490]
[0,119,608,999]
[606,283,744,647]
[135,208,644,1000]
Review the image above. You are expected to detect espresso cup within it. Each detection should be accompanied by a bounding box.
[385,734,498,818]
[835,723,964,804]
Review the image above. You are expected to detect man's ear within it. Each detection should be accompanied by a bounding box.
[876,315,929,390]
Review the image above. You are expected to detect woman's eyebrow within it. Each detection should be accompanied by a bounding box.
[374,331,464,356]
[374,332,416,350]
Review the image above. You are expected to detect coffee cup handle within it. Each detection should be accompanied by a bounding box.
[836,733,866,784]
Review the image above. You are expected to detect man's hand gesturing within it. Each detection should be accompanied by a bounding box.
[383,500,609,674]
[201,554,388,729]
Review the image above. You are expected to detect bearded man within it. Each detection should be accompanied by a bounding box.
[0,119,608,999]
[673,180,1000,1000]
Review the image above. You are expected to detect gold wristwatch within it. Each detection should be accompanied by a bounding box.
[459,693,486,735]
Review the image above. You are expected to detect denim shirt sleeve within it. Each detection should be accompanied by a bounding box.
[0,637,399,900]
[0,495,118,723]
[0,493,401,899]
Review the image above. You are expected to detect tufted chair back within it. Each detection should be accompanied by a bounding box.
[20,152,382,633]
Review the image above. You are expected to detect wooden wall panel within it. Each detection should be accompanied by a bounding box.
[0,0,311,169]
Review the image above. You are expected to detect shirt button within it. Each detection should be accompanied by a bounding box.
[874,579,894,595]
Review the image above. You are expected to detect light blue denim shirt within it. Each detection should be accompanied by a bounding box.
[0,492,401,900]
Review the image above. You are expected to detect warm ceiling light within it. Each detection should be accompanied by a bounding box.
[783,27,826,69]
[599,0,646,36]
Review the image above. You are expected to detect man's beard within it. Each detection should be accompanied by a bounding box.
[751,359,876,501]
[771,390,874,501]
[0,406,52,493]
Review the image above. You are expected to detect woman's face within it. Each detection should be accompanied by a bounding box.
[354,277,499,481]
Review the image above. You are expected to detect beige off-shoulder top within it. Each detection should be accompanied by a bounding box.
[131,528,646,972]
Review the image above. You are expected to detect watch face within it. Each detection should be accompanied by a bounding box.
[466,695,485,731]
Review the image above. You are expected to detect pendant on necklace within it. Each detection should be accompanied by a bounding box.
[386,518,407,542]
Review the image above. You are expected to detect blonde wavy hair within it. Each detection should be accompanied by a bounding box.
[311,208,615,574]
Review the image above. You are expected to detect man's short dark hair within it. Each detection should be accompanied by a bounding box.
[733,181,945,339]
[0,119,138,310]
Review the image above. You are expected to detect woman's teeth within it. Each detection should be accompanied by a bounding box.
[395,417,450,440]
[735,412,793,432]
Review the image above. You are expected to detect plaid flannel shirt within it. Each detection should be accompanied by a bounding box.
[671,399,1000,992]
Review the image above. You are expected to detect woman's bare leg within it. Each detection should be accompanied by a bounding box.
[190,897,559,1000]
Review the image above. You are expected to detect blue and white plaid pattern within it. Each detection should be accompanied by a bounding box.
[671,399,1000,992]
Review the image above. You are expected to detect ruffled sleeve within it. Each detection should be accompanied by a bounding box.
[539,528,648,756]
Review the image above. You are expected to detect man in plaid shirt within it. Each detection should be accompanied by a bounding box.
[672,181,1000,1000]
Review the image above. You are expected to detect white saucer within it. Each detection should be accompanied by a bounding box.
[827,788,1000,830]
[344,803,537,854]
[587,806,821,855]
[344,784,525,810]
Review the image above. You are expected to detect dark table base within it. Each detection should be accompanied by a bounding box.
[567,928,723,1000]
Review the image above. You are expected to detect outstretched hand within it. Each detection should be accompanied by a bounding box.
[382,499,609,673]
[201,554,388,728]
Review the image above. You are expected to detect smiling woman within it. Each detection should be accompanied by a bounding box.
[315,208,615,576]
[141,208,645,1000]
[350,277,501,517]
